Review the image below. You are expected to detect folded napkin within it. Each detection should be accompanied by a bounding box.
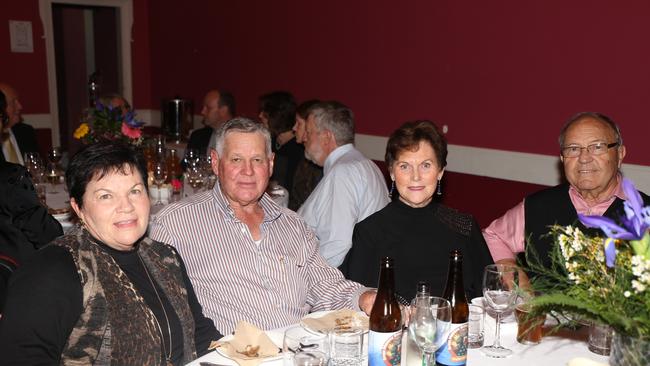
[216,321,279,366]
[302,309,369,333]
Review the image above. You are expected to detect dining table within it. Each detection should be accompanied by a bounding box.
[187,309,610,366]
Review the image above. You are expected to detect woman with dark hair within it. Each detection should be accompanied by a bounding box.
[258,91,304,192]
[0,141,221,365]
[0,90,63,311]
[340,120,493,300]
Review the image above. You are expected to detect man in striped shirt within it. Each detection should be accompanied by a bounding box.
[150,117,376,334]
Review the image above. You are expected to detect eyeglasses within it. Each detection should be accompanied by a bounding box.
[561,142,619,158]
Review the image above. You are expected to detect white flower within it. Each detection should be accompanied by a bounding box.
[632,280,646,293]
[624,291,631,298]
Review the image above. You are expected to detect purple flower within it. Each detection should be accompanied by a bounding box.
[604,238,616,268]
[123,110,145,128]
[579,178,650,241]
[95,101,104,111]
[579,178,650,267]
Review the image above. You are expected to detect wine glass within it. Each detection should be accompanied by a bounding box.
[186,161,205,195]
[482,264,519,358]
[182,148,199,172]
[153,160,168,205]
[46,147,63,193]
[24,152,44,184]
[45,162,61,194]
[408,296,452,366]
[48,147,63,165]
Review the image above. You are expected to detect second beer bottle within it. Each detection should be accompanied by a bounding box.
[436,249,469,365]
[369,257,402,365]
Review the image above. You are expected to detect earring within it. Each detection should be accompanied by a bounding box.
[389,180,395,198]
[436,178,442,196]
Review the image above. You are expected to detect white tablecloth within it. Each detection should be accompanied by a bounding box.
[187,311,610,366]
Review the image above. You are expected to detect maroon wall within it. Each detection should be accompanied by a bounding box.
[147,0,650,166]
[0,0,151,113]
[0,2,49,113]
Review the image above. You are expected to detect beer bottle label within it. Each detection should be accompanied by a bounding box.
[435,322,468,365]
[368,330,402,366]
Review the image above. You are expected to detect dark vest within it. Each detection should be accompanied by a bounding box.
[523,183,650,269]
[53,228,197,365]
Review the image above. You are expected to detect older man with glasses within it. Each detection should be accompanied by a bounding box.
[483,112,650,270]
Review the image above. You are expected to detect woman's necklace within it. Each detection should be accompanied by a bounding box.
[138,253,173,366]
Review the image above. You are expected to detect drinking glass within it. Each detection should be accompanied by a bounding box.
[283,325,329,366]
[24,152,44,183]
[408,296,452,366]
[182,148,199,171]
[153,160,168,205]
[482,264,519,358]
[45,162,61,193]
[48,147,63,165]
[186,160,205,195]
[329,328,363,366]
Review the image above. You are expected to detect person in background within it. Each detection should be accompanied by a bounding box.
[0,90,63,311]
[258,91,302,191]
[289,99,323,211]
[0,141,221,365]
[340,120,493,299]
[0,83,38,164]
[187,89,235,156]
[298,101,389,267]
[483,112,650,270]
[150,118,376,334]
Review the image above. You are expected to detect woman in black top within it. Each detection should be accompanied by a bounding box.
[340,120,493,300]
[0,141,221,365]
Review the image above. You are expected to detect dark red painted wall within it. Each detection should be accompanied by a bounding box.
[0,0,151,113]
[146,0,650,166]
[3,1,650,166]
[0,1,49,112]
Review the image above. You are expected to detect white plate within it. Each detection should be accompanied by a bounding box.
[301,310,369,334]
[53,212,71,221]
[214,333,283,363]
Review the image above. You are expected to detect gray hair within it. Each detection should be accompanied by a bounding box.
[558,112,623,147]
[214,117,272,156]
[309,101,355,146]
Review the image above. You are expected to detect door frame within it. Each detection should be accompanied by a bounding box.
[39,0,133,146]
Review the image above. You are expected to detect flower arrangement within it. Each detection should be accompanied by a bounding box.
[525,178,650,341]
[73,100,145,145]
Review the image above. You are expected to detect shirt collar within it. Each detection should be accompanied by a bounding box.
[323,144,354,174]
[568,174,626,216]
[211,180,282,222]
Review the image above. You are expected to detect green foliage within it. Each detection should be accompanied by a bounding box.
[523,225,650,340]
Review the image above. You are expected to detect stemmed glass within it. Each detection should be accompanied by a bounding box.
[186,160,205,195]
[46,147,63,193]
[482,264,519,358]
[182,148,199,171]
[153,160,168,205]
[283,325,329,366]
[24,152,44,183]
[408,296,452,366]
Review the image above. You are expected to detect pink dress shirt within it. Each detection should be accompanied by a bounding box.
[483,177,626,262]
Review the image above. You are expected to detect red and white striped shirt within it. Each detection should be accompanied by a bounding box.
[150,183,366,334]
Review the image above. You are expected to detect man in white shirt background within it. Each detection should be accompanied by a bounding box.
[298,101,389,267]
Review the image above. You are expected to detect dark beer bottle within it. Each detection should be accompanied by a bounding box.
[369,257,402,366]
[436,249,469,365]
